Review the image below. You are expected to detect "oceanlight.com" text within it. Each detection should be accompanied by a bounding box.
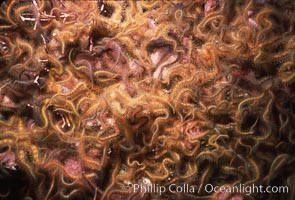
[204,183,289,196]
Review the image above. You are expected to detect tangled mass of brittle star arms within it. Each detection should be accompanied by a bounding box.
[0,0,295,199]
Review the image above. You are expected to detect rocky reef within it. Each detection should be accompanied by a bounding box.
[0,0,295,199]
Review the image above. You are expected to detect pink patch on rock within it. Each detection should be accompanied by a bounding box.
[61,86,70,93]
[229,194,244,200]
[220,76,229,83]
[94,59,102,71]
[64,158,82,176]
[182,121,203,138]
[247,10,258,28]
[80,103,91,114]
[205,0,217,16]
[189,125,202,138]
[217,190,230,200]
[185,140,194,149]
[248,18,258,28]
[147,18,157,30]
[180,121,204,148]
[0,150,18,170]
[87,148,101,159]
